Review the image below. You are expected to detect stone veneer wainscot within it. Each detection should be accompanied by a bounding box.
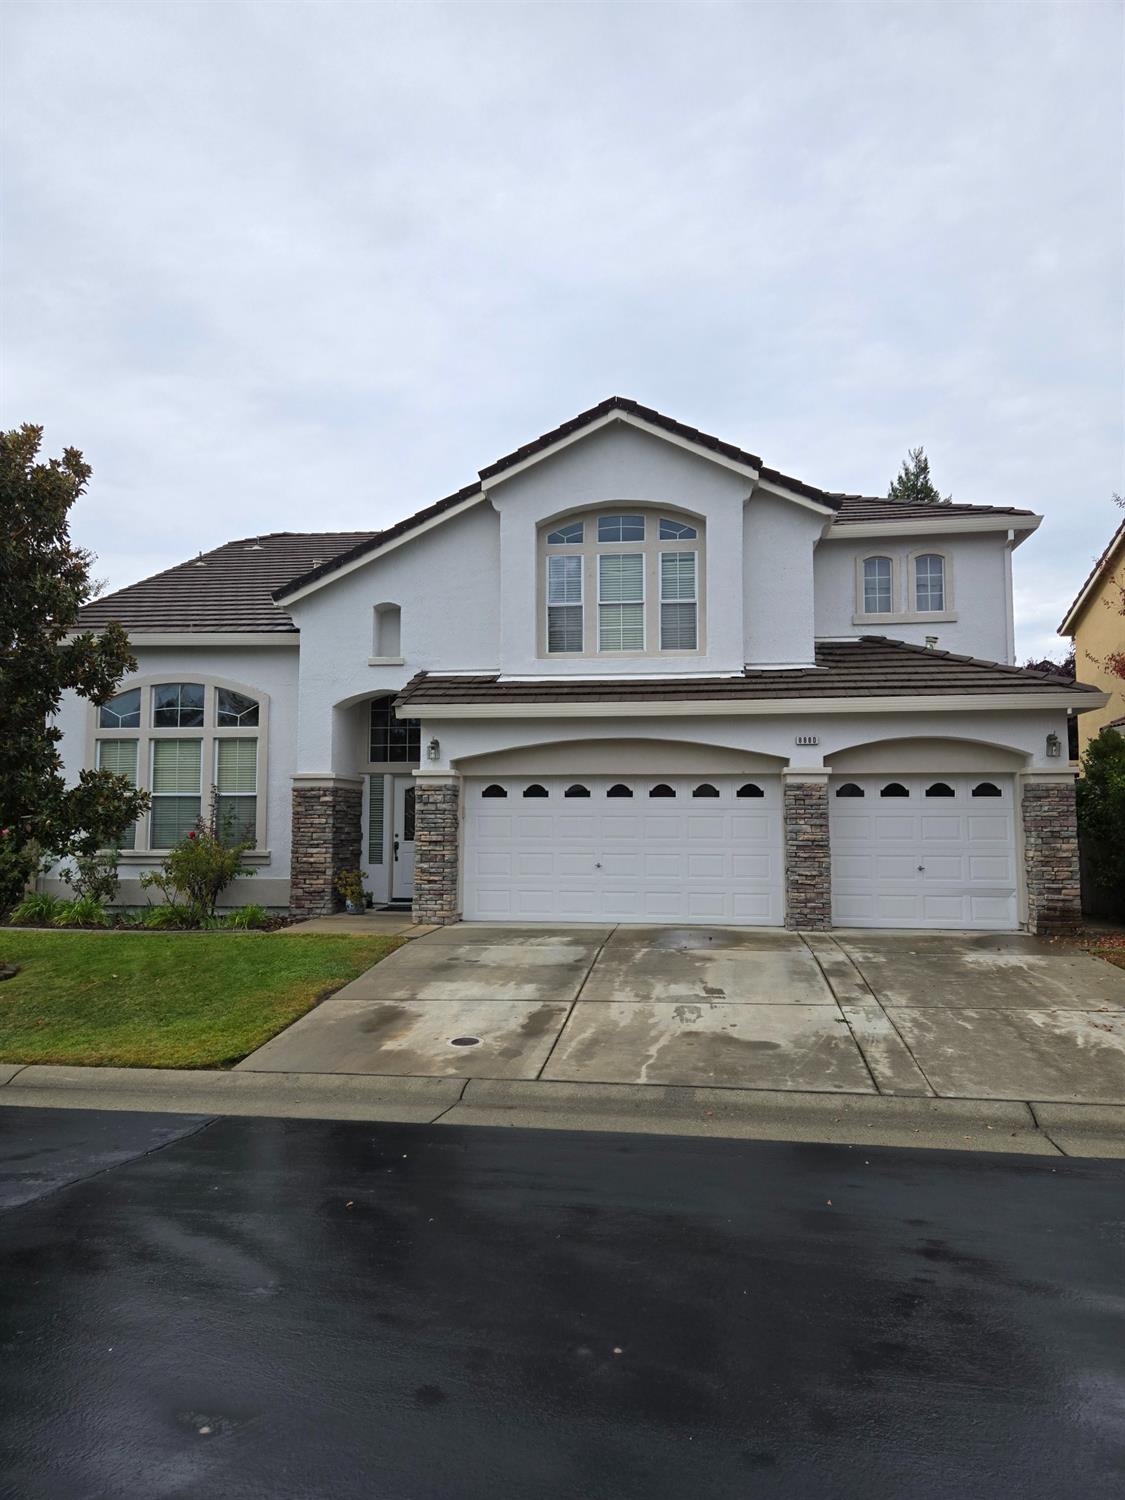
[412,777,462,925]
[783,777,832,931]
[1021,778,1081,936]
[290,779,364,919]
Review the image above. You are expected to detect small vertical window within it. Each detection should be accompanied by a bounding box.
[368,775,385,864]
[915,554,945,612]
[372,603,402,657]
[862,557,893,614]
[660,552,697,650]
[547,554,583,653]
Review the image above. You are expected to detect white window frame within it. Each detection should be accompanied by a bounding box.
[659,550,698,650]
[89,677,270,859]
[537,507,706,659]
[545,553,585,655]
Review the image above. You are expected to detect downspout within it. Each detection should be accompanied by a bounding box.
[1003,529,1016,665]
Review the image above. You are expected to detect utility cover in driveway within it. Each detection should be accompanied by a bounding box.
[463,775,783,924]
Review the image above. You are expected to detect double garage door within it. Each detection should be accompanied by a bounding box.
[462,770,1019,930]
[464,775,784,925]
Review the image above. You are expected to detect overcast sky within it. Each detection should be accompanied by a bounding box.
[3,0,1122,660]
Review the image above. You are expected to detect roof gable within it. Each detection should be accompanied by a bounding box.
[1059,516,1125,635]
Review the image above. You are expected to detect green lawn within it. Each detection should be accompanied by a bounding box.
[0,930,401,1069]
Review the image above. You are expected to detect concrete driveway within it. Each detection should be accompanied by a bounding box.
[238,925,1125,1105]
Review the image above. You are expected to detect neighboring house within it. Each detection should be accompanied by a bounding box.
[62,398,1106,934]
[1059,516,1125,754]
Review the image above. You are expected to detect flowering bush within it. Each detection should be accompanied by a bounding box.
[139,793,252,924]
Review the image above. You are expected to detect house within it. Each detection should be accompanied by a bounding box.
[64,398,1106,935]
[1058,515,1125,754]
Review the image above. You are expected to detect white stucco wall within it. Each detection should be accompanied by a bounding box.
[814,530,1016,661]
[287,503,501,772]
[744,492,824,665]
[487,423,752,676]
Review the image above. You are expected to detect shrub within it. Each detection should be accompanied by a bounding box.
[53,896,110,928]
[58,848,121,906]
[8,890,68,926]
[1077,728,1125,912]
[141,904,195,929]
[139,794,252,925]
[0,828,39,916]
[334,868,368,908]
[225,904,271,929]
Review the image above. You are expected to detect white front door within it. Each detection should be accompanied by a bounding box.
[463,775,783,924]
[829,773,1017,929]
[391,777,416,899]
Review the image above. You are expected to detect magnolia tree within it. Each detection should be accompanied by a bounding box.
[0,425,149,909]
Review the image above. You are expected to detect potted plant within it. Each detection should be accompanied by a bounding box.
[334,868,369,914]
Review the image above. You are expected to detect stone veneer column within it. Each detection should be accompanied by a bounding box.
[412,774,462,925]
[1021,775,1081,936]
[289,776,364,919]
[783,774,832,930]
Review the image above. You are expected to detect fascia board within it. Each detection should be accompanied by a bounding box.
[826,515,1042,540]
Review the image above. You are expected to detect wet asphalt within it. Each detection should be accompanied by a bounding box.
[0,1107,1122,1500]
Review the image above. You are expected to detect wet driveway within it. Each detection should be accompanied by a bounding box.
[1,1106,1123,1499]
[238,925,1125,1104]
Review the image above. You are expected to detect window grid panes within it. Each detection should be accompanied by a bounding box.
[546,521,584,544]
[659,518,697,540]
[370,698,421,762]
[99,688,141,729]
[598,514,645,542]
[915,554,945,611]
[216,688,260,727]
[863,557,893,614]
[152,682,205,727]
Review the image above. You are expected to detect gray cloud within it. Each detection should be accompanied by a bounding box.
[3,0,1121,659]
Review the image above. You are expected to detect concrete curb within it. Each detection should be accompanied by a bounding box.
[2,1065,1124,1156]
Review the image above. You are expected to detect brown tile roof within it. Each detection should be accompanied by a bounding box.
[396,637,1099,709]
[832,496,1036,524]
[78,531,378,634]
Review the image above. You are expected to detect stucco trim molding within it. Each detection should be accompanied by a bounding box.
[828,515,1042,540]
[291,774,366,790]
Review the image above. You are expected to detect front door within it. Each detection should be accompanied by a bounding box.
[392,777,416,900]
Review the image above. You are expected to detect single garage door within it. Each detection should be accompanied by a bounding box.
[464,775,784,924]
[829,773,1018,929]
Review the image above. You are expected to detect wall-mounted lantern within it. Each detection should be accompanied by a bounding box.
[427,737,441,762]
[1045,732,1061,759]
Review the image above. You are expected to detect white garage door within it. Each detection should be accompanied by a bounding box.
[464,775,783,924]
[830,773,1018,929]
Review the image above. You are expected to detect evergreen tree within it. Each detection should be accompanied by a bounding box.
[0,425,149,909]
[888,446,950,505]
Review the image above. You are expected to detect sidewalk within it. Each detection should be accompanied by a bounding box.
[3,1062,1124,1159]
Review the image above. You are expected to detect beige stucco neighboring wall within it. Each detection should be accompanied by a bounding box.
[1070,540,1124,753]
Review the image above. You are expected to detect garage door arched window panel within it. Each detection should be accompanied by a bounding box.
[563,784,590,798]
[861,556,894,615]
[880,782,909,798]
[835,782,865,798]
[692,783,720,798]
[971,781,1002,798]
[522,784,549,798]
[481,784,507,798]
[925,782,955,798]
[736,783,764,799]
[913,553,946,613]
[606,783,633,798]
[649,783,676,798]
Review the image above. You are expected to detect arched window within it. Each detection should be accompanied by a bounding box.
[914,554,945,612]
[606,783,633,798]
[563,784,590,798]
[880,782,909,798]
[522,784,549,798]
[736,783,764,798]
[692,783,720,798]
[971,781,1002,798]
[862,556,893,614]
[541,509,704,657]
[372,603,402,658]
[835,783,865,798]
[481,784,507,798]
[925,782,955,798]
[648,783,676,798]
[93,680,266,853]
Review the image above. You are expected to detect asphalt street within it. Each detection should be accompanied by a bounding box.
[0,1106,1122,1500]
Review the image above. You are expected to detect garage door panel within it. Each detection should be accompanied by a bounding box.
[465,775,783,925]
[831,774,1017,930]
